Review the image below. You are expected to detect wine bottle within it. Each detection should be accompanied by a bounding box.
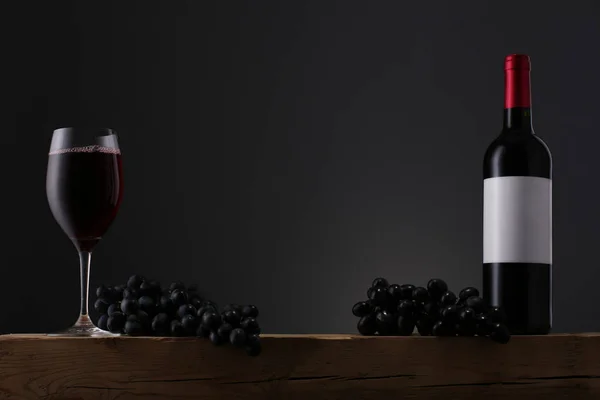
[483,54,552,335]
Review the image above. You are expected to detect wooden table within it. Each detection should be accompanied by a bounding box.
[0,333,598,399]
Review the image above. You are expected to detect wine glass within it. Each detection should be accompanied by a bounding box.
[46,127,124,336]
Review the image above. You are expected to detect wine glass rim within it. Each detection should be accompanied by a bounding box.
[53,127,117,136]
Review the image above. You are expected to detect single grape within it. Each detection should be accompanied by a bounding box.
[190,297,203,309]
[123,288,138,300]
[240,317,260,334]
[397,315,415,336]
[459,287,480,301]
[127,275,144,290]
[352,301,372,317]
[375,310,397,335]
[475,314,492,336]
[124,320,144,336]
[170,320,185,336]
[181,314,199,333]
[412,287,429,304]
[138,296,157,315]
[121,298,139,315]
[465,296,486,313]
[230,328,247,347]
[169,281,186,292]
[440,291,457,306]
[490,323,511,344]
[245,334,261,356]
[432,320,452,336]
[96,284,110,299]
[210,330,224,345]
[426,279,448,301]
[107,303,121,317]
[357,314,377,335]
[177,304,196,319]
[241,304,259,319]
[398,284,415,300]
[487,306,507,324]
[416,315,435,336]
[217,322,234,338]
[151,313,170,336]
[458,307,475,323]
[114,285,125,300]
[196,325,211,338]
[159,295,176,315]
[397,300,416,318]
[136,310,151,330]
[423,302,439,317]
[94,298,109,314]
[170,289,188,307]
[369,286,390,306]
[371,277,389,288]
[197,305,217,320]
[202,311,222,330]
[107,312,125,333]
[97,314,108,331]
[222,310,241,327]
[441,305,459,324]
[387,284,403,303]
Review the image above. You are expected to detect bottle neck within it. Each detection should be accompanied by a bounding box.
[503,65,533,132]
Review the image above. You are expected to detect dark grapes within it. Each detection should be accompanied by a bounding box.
[353,277,511,344]
[169,281,186,292]
[123,288,138,300]
[246,334,261,356]
[371,277,389,288]
[352,301,372,317]
[196,325,211,338]
[426,279,448,301]
[136,310,151,330]
[159,295,176,315]
[222,310,241,327]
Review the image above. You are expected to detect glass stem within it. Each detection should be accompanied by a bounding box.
[79,251,92,317]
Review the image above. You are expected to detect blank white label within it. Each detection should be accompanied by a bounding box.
[483,176,552,264]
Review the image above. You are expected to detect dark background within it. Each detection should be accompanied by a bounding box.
[3,0,599,334]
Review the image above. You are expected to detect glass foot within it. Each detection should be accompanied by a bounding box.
[48,314,120,337]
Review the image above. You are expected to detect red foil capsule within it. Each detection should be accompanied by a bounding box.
[504,54,531,109]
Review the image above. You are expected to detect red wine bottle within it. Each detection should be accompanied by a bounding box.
[483,54,552,335]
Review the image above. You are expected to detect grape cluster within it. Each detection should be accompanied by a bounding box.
[94,275,262,356]
[352,278,511,344]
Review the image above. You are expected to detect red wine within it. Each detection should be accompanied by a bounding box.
[483,54,552,335]
[47,147,123,251]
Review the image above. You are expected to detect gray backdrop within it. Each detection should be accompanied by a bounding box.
[3,0,599,334]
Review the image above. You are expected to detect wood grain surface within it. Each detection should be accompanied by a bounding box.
[0,333,599,399]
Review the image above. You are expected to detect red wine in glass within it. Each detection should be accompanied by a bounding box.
[46,128,123,336]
